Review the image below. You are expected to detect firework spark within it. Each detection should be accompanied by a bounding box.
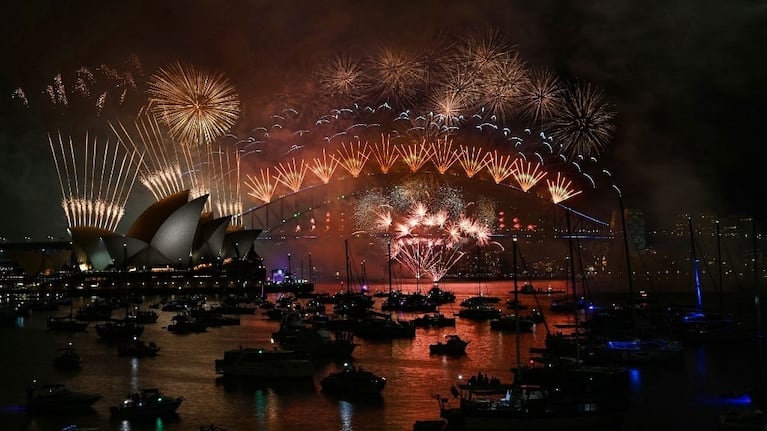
[520,68,564,124]
[308,149,339,184]
[48,132,142,231]
[430,136,459,174]
[458,145,487,178]
[147,62,240,146]
[547,172,582,204]
[274,158,308,193]
[335,141,370,178]
[244,168,277,204]
[511,159,547,192]
[371,134,400,174]
[398,141,432,173]
[110,110,189,201]
[483,150,515,184]
[548,81,615,158]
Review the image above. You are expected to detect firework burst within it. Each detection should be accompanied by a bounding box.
[548,81,615,159]
[147,62,240,146]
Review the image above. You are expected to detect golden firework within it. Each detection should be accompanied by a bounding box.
[147,62,240,146]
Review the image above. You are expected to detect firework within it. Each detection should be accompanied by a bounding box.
[335,141,370,178]
[398,141,432,173]
[483,150,515,184]
[355,182,496,283]
[110,110,190,201]
[308,149,340,184]
[458,145,487,178]
[547,172,582,204]
[244,168,277,204]
[430,137,459,174]
[274,158,308,193]
[371,134,400,174]
[548,81,615,158]
[477,52,528,122]
[318,54,366,104]
[366,47,425,108]
[147,62,240,146]
[520,68,564,124]
[511,159,547,192]
[48,132,142,231]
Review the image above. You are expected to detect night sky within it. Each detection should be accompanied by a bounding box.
[0,0,764,241]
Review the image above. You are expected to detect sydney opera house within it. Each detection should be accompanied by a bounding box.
[1,190,267,290]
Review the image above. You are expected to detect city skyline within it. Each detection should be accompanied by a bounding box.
[0,1,764,241]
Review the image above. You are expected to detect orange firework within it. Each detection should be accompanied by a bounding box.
[430,136,459,174]
[309,149,339,184]
[483,150,515,184]
[547,172,582,204]
[398,141,431,173]
[274,159,308,193]
[371,134,399,174]
[511,159,547,192]
[244,168,277,204]
[147,62,240,146]
[458,145,487,178]
[335,141,370,178]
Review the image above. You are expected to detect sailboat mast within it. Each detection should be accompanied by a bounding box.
[388,240,393,295]
[513,239,521,378]
[617,190,638,337]
[688,217,703,311]
[345,239,351,294]
[716,220,724,314]
[565,210,581,361]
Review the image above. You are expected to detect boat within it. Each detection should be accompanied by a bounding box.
[109,388,184,419]
[167,311,207,333]
[456,304,502,320]
[26,381,102,412]
[124,307,159,324]
[53,343,82,370]
[585,336,685,366]
[214,346,315,379]
[429,334,470,355]
[117,337,161,357]
[94,319,144,342]
[320,363,386,397]
[489,314,535,332]
[718,408,767,430]
[412,312,456,328]
[437,381,628,431]
[47,315,89,332]
[271,312,357,360]
[353,313,416,339]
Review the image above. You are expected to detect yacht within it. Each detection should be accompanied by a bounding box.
[215,346,315,379]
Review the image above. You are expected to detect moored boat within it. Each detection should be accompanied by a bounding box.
[109,388,183,419]
[437,381,628,431]
[489,314,535,332]
[117,337,160,357]
[429,334,470,355]
[26,381,102,412]
[412,312,456,328]
[320,363,386,397]
[214,346,315,379]
[47,315,89,332]
[53,343,82,370]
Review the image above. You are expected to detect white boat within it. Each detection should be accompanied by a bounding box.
[214,346,314,379]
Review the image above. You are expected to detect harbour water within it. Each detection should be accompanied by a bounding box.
[0,279,762,431]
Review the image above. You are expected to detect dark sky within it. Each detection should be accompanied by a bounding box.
[1,0,764,240]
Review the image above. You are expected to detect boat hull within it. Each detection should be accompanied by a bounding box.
[445,408,626,431]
